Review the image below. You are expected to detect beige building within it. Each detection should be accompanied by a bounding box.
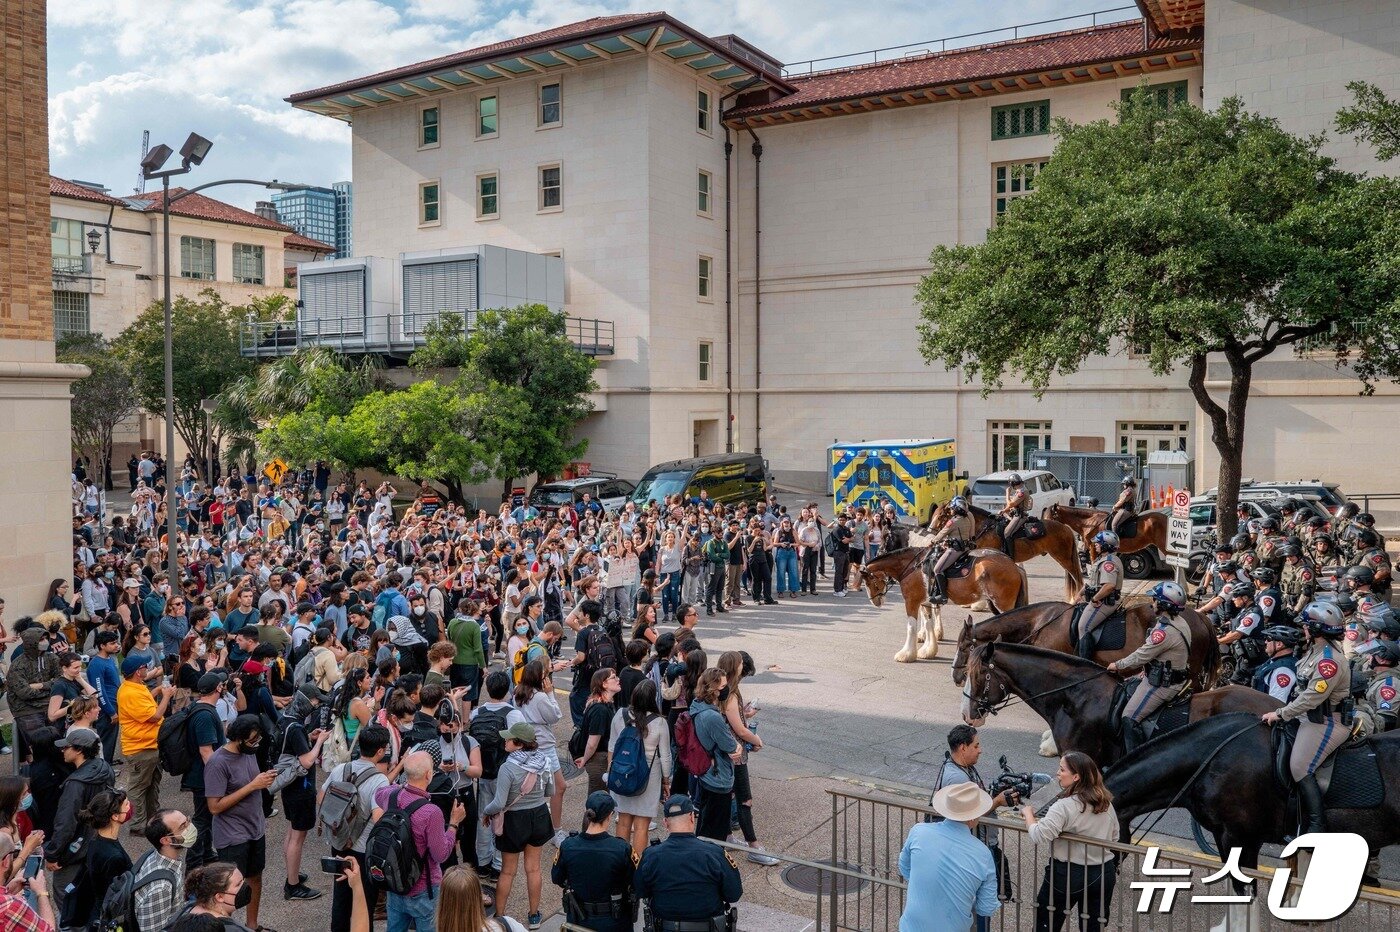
[282,0,1399,498]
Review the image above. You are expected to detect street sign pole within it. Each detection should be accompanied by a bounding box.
[1167,489,1193,589]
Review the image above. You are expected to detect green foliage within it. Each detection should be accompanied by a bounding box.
[1336,81,1400,163]
[345,382,493,501]
[58,333,138,488]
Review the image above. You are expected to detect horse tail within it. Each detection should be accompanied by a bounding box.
[1014,564,1029,609]
[1200,623,1222,689]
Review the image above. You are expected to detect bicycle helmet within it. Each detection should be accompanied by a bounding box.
[1215,560,1240,576]
[1299,601,1346,639]
[1345,566,1376,587]
[1092,530,1120,552]
[1260,625,1303,648]
[1007,474,1024,486]
[1214,540,1234,556]
[1225,583,1253,601]
[1150,581,1186,612]
[1251,567,1277,585]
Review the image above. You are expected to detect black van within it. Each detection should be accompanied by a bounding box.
[630,453,770,507]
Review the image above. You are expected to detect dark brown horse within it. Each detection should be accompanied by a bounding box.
[961,641,1277,766]
[1047,502,1169,563]
[859,547,1028,663]
[951,600,1221,691]
[930,502,1083,600]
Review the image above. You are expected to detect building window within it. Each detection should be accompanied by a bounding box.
[477,95,498,138]
[697,170,712,215]
[697,89,711,134]
[538,164,562,211]
[539,82,561,127]
[232,243,265,285]
[989,420,1053,472]
[1121,80,1189,113]
[52,291,90,338]
[179,235,215,280]
[991,99,1050,139]
[993,160,1048,222]
[419,106,440,148]
[476,172,499,220]
[51,218,84,258]
[419,181,440,225]
[697,255,713,300]
[1118,421,1188,472]
[699,341,713,381]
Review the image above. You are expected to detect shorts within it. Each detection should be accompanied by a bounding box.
[496,805,553,854]
[540,747,562,774]
[220,837,267,878]
[282,785,317,831]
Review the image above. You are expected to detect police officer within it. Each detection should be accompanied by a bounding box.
[1108,477,1137,535]
[1218,583,1267,685]
[553,791,636,931]
[1195,543,1247,628]
[1252,625,1302,703]
[1251,567,1284,625]
[927,497,975,605]
[1278,545,1315,614]
[999,475,1031,556]
[1277,498,1302,536]
[1231,533,1260,573]
[1353,638,1398,737]
[1332,501,1360,544]
[1350,528,1393,595]
[1262,602,1351,834]
[1108,581,1192,752]
[1077,531,1121,659]
[1310,534,1343,581]
[1254,518,1283,571]
[635,795,742,932]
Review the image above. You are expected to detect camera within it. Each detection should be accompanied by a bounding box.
[988,755,1052,807]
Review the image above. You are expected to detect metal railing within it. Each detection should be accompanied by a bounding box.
[239,312,614,359]
[1349,491,1400,516]
[51,255,87,275]
[782,6,1138,77]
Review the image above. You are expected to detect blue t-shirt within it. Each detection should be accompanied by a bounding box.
[87,654,120,716]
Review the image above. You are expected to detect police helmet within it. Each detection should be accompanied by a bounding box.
[1236,503,1252,516]
[1007,474,1024,486]
[1258,516,1279,532]
[1214,540,1234,555]
[1345,565,1376,587]
[1300,601,1346,638]
[1355,529,1382,549]
[1362,613,1400,641]
[1277,544,1300,560]
[1150,581,1186,612]
[1260,625,1303,648]
[1278,499,1298,514]
[1357,637,1400,665]
[1312,534,1335,549]
[1332,595,1357,615]
[1305,516,1328,530]
[1216,560,1240,575]
[949,496,967,510]
[949,501,968,516]
[1357,512,1376,527]
[1250,567,1277,585]
[1245,519,1262,537]
[1122,477,1137,487]
[1093,530,1120,552]
[1339,502,1359,518]
[1229,534,1252,552]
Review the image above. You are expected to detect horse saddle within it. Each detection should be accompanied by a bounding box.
[1114,513,1140,539]
[1271,720,1384,808]
[995,516,1045,543]
[1110,682,1192,742]
[924,549,976,580]
[1068,603,1128,653]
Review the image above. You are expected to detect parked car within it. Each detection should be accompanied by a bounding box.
[630,453,770,508]
[1201,479,1349,515]
[1189,491,1332,548]
[968,469,1076,516]
[529,475,635,516]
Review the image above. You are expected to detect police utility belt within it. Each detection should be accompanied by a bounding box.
[568,891,633,920]
[649,909,737,932]
[1307,698,1354,725]
[1083,586,1118,605]
[1146,661,1187,687]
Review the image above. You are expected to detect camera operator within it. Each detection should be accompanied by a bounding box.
[928,725,1013,924]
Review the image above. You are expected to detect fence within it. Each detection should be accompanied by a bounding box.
[1028,450,1139,506]
[239,312,615,359]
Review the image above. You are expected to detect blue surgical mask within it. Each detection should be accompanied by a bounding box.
[19,793,32,811]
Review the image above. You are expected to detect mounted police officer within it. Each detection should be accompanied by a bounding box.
[1278,545,1315,614]
[999,475,1032,556]
[635,795,742,932]
[1219,583,1267,685]
[1353,638,1398,737]
[1076,531,1121,659]
[1252,625,1302,703]
[1250,566,1284,626]
[1108,581,1192,752]
[553,791,637,931]
[1108,477,1137,535]
[927,497,975,605]
[1262,601,1351,834]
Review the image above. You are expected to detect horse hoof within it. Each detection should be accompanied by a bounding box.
[917,642,939,660]
[971,599,992,613]
[1039,729,1059,757]
[894,649,917,663]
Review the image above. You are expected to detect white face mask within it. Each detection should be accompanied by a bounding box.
[412,606,425,617]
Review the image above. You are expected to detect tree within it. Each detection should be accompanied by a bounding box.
[113,289,254,482]
[58,333,138,490]
[1335,81,1400,163]
[915,91,1400,538]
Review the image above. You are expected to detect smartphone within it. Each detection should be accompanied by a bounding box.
[23,854,41,880]
[320,856,350,874]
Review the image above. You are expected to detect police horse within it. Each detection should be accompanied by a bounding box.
[928,501,1084,601]
[859,547,1028,663]
[1048,502,1170,572]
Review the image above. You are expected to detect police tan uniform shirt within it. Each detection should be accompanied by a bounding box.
[1005,489,1030,514]
[1117,613,1191,674]
[934,514,975,546]
[1278,642,1350,723]
[1087,555,1121,597]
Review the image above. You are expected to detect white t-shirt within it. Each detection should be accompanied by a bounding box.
[332,760,391,852]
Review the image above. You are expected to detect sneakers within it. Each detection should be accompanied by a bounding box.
[747,845,781,866]
[527,913,542,930]
[283,882,322,901]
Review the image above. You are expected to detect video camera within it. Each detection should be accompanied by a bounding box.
[987,755,1052,808]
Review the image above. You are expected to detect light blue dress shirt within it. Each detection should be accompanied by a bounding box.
[898,819,1000,932]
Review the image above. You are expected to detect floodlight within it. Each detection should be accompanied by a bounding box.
[180,133,214,166]
[141,143,174,177]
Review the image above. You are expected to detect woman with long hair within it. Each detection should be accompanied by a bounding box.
[62,787,133,929]
[609,679,671,856]
[629,601,659,645]
[513,660,565,837]
[1022,750,1120,932]
[716,650,779,865]
[576,668,620,794]
[122,624,163,686]
[435,865,526,932]
[334,666,373,747]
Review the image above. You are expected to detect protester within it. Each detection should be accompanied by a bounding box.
[205,714,275,930]
[374,750,465,932]
[481,723,554,930]
[117,653,172,830]
[60,787,133,929]
[134,809,195,932]
[44,726,114,915]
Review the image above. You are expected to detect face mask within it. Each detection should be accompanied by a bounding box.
[19,793,32,811]
[412,606,425,617]
[38,642,49,653]
[719,686,731,702]
[196,642,207,657]
[515,624,529,635]
[241,738,261,754]
[392,650,400,662]
[105,571,114,580]
[215,640,225,651]
[232,883,253,910]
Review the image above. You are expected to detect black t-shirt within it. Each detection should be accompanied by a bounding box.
[184,701,227,791]
[65,835,132,928]
[832,524,853,552]
[584,700,613,740]
[52,676,85,704]
[619,667,646,707]
[279,719,316,793]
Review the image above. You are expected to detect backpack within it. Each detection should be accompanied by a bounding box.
[605,711,655,796]
[371,591,395,629]
[157,703,217,776]
[268,715,310,794]
[320,715,354,771]
[289,624,316,671]
[293,644,321,688]
[319,761,378,850]
[469,706,510,780]
[578,626,619,684]
[98,849,178,932]
[673,710,714,777]
[365,788,432,895]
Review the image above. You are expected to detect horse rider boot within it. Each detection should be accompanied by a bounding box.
[1110,582,1192,754]
[927,500,975,605]
[1275,602,1352,835]
[1108,477,1137,535]
[1077,531,1122,659]
[1000,475,1031,557]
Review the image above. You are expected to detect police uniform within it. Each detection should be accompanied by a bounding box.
[1002,487,1031,549]
[1254,585,1284,625]
[1109,486,1137,534]
[1355,547,1392,589]
[1078,553,1121,648]
[930,513,975,581]
[1227,602,1267,683]
[635,832,743,931]
[1116,611,1192,723]
[1200,561,1248,626]
[1355,670,1397,736]
[1256,535,1282,570]
[552,830,638,931]
[1252,653,1298,704]
[1277,640,1351,781]
[1280,561,1316,613]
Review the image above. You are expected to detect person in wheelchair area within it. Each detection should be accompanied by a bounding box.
[1108,582,1192,753]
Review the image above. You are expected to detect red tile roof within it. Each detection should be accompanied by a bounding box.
[284,232,335,253]
[729,20,1200,118]
[50,176,126,207]
[127,188,296,235]
[1135,0,1205,36]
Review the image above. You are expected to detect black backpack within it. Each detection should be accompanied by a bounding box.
[157,704,217,776]
[365,788,432,896]
[469,706,510,780]
[98,849,177,931]
[578,625,619,684]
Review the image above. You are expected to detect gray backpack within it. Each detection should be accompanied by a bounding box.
[319,761,377,850]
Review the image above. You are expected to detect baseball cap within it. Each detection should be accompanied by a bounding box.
[241,660,268,675]
[55,727,101,751]
[123,578,141,590]
[120,655,151,677]
[196,672,226,694]
[662,794,696,818]
[584,790,616,821]
[298,682,327,702]
[499,722,536,744]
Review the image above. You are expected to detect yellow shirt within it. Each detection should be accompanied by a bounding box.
[117,679,161,755]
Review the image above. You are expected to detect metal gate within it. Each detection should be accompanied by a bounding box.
[1029,450,1139,507]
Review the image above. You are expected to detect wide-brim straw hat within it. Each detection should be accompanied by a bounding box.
[932,781,994,822]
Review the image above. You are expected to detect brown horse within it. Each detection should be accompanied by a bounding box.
[860,547,1029,663]
[951,599,1221,692]
[1047,502,1169,562]
[930,502,1083,600]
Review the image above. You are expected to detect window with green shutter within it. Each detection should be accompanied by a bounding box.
[1120,80,1189,113]
[991,100,1050,139]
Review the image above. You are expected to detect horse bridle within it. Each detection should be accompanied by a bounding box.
[967,656,1114,719]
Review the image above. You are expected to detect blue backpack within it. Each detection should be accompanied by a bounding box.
[371,591,396,629]
[606,710,656,797]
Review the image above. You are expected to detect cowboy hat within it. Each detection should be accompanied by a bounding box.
[932,782,994,823]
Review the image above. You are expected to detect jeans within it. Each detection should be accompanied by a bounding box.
[95,710,118,762]
[705,566,727,611]
[475,778,501,870]
[832,551,850,593]
[682,569,704,605]
[387,888,437,932]
[604,586,629,620]
[774,549,799,594]
[662,572,683,620]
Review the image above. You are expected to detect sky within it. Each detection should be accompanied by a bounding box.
[48,0,1120,209]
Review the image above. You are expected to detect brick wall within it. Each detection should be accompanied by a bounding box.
[0,0,53,341]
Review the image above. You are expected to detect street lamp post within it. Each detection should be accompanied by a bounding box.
[141,133,306,588]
